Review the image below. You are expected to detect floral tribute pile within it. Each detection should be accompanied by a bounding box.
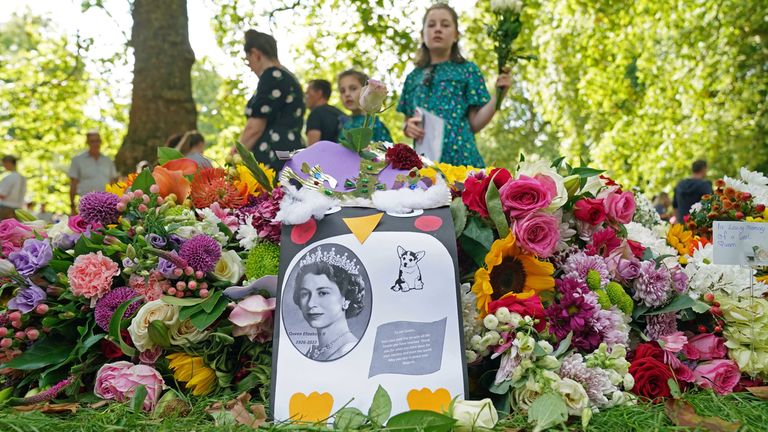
[1,132,767,429]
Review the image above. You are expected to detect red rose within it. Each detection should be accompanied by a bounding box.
[385,143,423,170]
[461,168,512,217]
[626,239,646,259]
[629,357,675,402]
[488,294,546,332]
[631,342,665,362]
[100,339,124,359]
[573,198,607,225]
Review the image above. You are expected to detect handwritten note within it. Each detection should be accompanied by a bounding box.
[713,221,768,265]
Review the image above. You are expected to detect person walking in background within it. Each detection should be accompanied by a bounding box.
[239,30,305,171]
[398,3,510,167]
[68,130,117,214]
[0,155,26,220]
[652,192,673,221]
[175,130,212,168]
[673,159,713,222]
[305,79,345,145]
[338,70,393,143]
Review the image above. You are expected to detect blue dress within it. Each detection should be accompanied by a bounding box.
[397,61,490,167]
[340,114,393,143]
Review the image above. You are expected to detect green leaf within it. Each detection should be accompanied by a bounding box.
[386,410,456,432]
[644,295,697,316]
[109,296,141,357]
[148,320,171,348]
[342,127,374,153]
[157,147,184,165]
[570,167,604,178]
[528,393,568,432]
[334,407,367,430]
[129,168,155,192]
[450,197,468,237]
[552,332,573,358]
[485,178,509,238]
[201,290,223,313]
[459,217,494,266]
[550,156,566,169]
[161,295,206,307]
[489,379,511,395]
[179,303,204,321]
[189,294,229,330]
[368,385,392,426]
[131,384,148,412]
[2,338,71,370]
[668,378,682,398]
[691,299,711,314]
[236,142,273,191]
[48,259,71,273]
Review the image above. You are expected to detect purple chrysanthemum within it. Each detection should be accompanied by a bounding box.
[546,276,601,351]
[79,191,121,225]
[645,312,678,340]
[563,251,610,289]
[179,234,221,273]
[671,268,688,294]
[237,188,284,244]
[559,353,616,407]
[94,287,141,331]
[633,260,672,307]
[593,307,629,346]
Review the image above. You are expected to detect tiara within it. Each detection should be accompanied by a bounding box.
[298,247,360,275]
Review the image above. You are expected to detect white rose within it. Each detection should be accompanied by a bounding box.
[513,386,542,412]
[518,159,568,211]
[168,319,209,347]
[452,399,498,432]
[552,378,589,415]
[213,250,245,284]
[175,225,203,240]
[128,300,179,352]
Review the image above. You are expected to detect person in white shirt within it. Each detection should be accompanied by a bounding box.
[0,155,27,220]
[68,130,117,214]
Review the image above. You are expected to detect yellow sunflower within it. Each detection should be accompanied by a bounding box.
[666,223,693,256]
[105,180,128,197]
[235,163,276,197]
[472,232,555,316]
[166,353,217,396]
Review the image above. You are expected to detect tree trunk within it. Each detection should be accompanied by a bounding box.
[117,0,196,174]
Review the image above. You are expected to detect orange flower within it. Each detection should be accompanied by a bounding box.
[163,158,198,175]
[152,165,190,204]
[190,168,246,209]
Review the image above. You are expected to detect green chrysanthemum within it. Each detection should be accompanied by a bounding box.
[245,242,280,280]
[596,289,612,310]
[606,282,633,314]
[586,269,602,291]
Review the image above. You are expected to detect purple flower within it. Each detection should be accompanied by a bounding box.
[593,307,629,346]
[671,269,688,294]
[156,255,179,279]
[79,191,121,225]
[122,257,137,268]
[615,258,641,281]
[179,234,221,273]
[645,312,678,340]
[168,234,184,250]
[563,252,610,289]
[237,188,284,244]
[146,233,167,248]
[559,353,616,407]
[8,238,53,276]
[8,284,47,314]
[53,233,79,250]
[633,260,672,307]
[546,276,601,351]
[94,287,142,331]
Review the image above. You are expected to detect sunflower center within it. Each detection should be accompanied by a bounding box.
[489,256,527,300]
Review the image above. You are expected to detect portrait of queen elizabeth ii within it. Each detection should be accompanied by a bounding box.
[282,245,371,362]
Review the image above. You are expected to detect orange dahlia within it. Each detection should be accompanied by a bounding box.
[190,168,246,209]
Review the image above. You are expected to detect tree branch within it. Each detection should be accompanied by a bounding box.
[267,0,302,30]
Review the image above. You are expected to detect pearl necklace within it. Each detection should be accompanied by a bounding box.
[311,331,352,360]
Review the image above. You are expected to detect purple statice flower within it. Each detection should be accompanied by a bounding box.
[563,251,610,289]
[237,188,284,244]
[546,276,601,351]
[79,191,121,225]
[559,353,616,408]
[593,307,629,346]
[167,234,184,250]
[8,238,53,276]
[146,233,167,248]
[178,234,221,273]
[671,268,688,294]
[94,287,142,331]
[156,255,180,279]
[8,284,47,314]
[633,260,672,307]
[645,312,678,340]
[615,258,642,281]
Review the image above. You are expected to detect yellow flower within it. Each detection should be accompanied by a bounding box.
[757,275,768,284]
[419,162,478,188]
[235,163,275,197]
[666,223,693,256]
[166,353,217,396]
[105,181,128,197]
[471,232,555,316]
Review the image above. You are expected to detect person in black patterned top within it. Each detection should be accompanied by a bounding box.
[238,30,305,171]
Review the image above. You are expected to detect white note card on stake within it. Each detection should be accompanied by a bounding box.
[712,221,768,265]
[414,107,444,162]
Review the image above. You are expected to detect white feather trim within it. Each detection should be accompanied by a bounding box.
[275,184,339,225]
[370,176,451,214]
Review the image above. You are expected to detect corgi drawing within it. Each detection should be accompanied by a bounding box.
[391,246,425,292]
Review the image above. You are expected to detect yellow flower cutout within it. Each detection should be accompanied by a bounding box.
[666,223,693,256]
[472,232,555,316]
[235,163,276,197]
[166,353,217,396]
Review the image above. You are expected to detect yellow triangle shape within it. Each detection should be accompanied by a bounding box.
[343,213,384,244]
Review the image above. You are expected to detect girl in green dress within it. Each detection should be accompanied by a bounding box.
[337,70,393,143]
[397,3,511,167]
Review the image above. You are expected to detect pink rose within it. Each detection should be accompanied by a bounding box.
[68,251,120,302]
[499,175,553,219]
[573,198,607,225]
[229,295,276,342]
[359,79,388,114]
[513,212,560,257]
[94,361,166,410]
[683,333,727,361]
[660,331,687,353]
[692,359,740,395]
[0,218,34,248]
[604,190,636,224]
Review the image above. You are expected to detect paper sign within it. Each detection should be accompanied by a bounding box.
[415,107,444,162]
[712,221,768,265]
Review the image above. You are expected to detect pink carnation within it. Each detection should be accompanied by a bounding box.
[692,359,741,395]
[499,175,553,219]
[229,295,276,342]
[513,212,560,257]
[129,271,168,302]
[604,190,636,224]
[94,361,165,410]
[68,251,119,301]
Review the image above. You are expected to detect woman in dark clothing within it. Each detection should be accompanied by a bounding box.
[239,30,305,171]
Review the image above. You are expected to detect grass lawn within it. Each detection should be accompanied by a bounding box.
[0,390,763,431]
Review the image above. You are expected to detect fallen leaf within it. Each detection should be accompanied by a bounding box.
[664,399,740,432]
[89,400,109,409]
[14,403,79,414]
[205,392,266,428]
[746,386,768,400]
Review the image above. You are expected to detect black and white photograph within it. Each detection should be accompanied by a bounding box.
[281,244,372,362]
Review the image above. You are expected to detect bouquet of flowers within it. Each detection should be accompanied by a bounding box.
[489,0,524,109]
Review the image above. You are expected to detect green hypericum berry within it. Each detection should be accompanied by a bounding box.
[586,269,602,291]
[596,289,612,310]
